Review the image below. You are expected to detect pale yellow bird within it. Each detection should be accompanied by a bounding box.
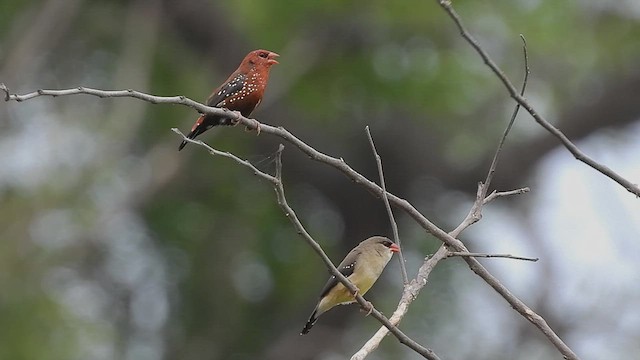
[300,236,399,335]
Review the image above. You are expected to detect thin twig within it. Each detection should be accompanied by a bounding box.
[435,0,640,199]
[365,126,409,285]
[447,252,538,262]
[173,129,441,360]
[483,187,530,205]
[170,128,276,182]
[484,35,530,195]
[450,36,530,238]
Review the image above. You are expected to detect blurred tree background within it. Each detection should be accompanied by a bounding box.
[1,0,639,359]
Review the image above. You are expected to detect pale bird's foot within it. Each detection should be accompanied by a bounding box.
[359,301,374,316]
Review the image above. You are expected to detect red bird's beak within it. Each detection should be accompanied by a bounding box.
[267,52,280,65]
[389,243,400,253]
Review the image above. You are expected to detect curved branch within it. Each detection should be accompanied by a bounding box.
[4,85,577,359]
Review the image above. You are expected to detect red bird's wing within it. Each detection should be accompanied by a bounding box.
[206,73,247,107]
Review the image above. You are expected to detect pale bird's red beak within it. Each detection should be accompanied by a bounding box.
[267,52,280,65]
[389,243,400,253]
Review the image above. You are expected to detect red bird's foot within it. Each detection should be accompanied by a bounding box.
[230,111,242,127]
[242,119,261,135]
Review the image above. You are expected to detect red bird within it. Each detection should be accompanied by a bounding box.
[179,49,280,150]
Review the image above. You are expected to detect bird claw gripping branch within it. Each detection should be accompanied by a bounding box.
[360,301,374,316]
[242,119,261,135]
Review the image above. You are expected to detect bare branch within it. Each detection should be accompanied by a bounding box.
[5,84,574,359]
[435,0,640,199]
[450,36,530,238]
[171,128,277,183]
[272,149,441,360]
[450,182,487,237]
[435,2,583,358]
[365,126,409,285]
[483,187,530,205]
[172,130,441,359]
[447,252,539,262]
[483,35,530,195]
[353,180,527,360]
[0,84,234,120]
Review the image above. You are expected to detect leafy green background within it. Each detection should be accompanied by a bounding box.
[1,0,639,359]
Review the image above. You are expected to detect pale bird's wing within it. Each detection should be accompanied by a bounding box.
[317,247,362,298]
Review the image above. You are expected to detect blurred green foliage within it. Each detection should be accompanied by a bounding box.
[1,0,639,359]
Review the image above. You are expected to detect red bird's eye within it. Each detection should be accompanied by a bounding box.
[258,52,268,58]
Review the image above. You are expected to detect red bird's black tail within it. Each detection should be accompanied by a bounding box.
[178,127,204,151]
[178,115,215,151]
